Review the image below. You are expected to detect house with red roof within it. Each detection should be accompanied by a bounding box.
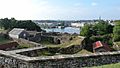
[93,41,112,52]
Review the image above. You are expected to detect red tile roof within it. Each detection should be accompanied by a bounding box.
[93,41,103,49]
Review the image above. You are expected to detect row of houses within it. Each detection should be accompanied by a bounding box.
[34,20,115,28]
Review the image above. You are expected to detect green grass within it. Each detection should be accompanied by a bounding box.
[0,28,4,32]
[91,63,120,68]
[76,49,92,54]
[17,43,34,49]
[38,50,56,56]
[114,42,120,46]
[0,37,11,44]
[113,42,120,50]
[46,36,83,48]
[60,36,82,47]
[41,36,92,55]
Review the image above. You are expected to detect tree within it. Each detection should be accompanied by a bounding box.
[93,20,113,35]
[0,18,43,32]
[80,20,113,37]
[80,24,92,37]
[10,18,17,29]
[14,20,42,31]
[113,20,120,41]
[0,18,11,30]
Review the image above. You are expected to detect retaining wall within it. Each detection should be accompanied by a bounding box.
[0,50,120,68]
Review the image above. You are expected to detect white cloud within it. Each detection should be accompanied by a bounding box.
[91,2,98,6]
[0,0,53,19]
[74,3,81,6]
[0,0,103,20]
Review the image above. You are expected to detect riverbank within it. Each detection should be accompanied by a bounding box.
[42,27,80,34]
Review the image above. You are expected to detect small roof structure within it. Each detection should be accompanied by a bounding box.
[9,28,25,35]
[93,41,112,52]
[93,41,103,49]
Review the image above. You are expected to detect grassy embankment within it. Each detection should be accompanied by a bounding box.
[91,62,120,68]
[45,36,82,47]
[38,36,92,56]
[0,37,11,44]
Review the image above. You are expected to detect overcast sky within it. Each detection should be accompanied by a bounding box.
[0,0,120,20]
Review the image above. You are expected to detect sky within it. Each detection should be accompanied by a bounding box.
[0,0,120,20]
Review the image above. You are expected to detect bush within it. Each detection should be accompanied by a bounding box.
[113,20,120,42]
[113,35,120,42]
[82,34,113,52]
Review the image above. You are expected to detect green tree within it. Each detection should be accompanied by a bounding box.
[113,20,120,41]
[80,24,92,37]
[80,20,113,37]
[10,18,17,29]
[0,18,11,30]
[0,18,43,32]
[93,20,113,35]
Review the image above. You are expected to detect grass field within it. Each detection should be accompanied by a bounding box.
[0,37,11,44]
[91,63,120,68]
[46,36,83,48]
[76,49,92,54]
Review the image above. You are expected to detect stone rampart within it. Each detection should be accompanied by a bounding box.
[0,49,120,68]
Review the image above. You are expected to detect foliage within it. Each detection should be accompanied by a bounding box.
[82,34,113,52]
[90,34,113,45]
[80,20,113,37]
[0,18,42,31]
[113,20,120,41]
[0,36,11,44]
[80,20,114,51]
[92,20,113,35]
[80,24,92,37]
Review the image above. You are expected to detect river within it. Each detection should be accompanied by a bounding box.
[42,27,80,34]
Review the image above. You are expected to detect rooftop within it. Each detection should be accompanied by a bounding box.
[9,28,25,35]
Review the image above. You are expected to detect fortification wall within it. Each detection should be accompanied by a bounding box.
[14,38,43,47]
[0,50,29,68]
[28,53,120,68]
[0,50,120,68]
[0,56,28,68]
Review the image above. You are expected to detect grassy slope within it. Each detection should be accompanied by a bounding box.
[46,36,83,48]
[0,37,11,44]
[76,49,92,54]
[91,63,120,68]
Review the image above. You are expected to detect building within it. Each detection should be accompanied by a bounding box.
[71,23,84,27]
[9,28,29,39]
[35,22,58,28]
[93,41,112,52]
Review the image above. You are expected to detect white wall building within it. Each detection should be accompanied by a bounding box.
[9,28,29,39]
[71,23,84,27]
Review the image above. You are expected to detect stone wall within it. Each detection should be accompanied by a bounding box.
[15,38,43,47]
[0,55,28,68]
[0,49,120,68]
[17,44,83,56]
[0,50,29,68]
[27,52,120,68]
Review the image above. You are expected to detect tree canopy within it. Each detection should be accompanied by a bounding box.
[0,18,42,32]
[80,24,92,37]
[113,20,120,41]
[80,20,113,37]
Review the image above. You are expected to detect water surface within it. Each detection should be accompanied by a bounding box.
[42,27,80,34]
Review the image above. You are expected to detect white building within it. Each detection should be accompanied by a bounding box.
[71,23,84,27]
[9,28,29,39]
